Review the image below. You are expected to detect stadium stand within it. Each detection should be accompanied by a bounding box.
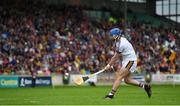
[127,12,169,27]
[0,0,179,76]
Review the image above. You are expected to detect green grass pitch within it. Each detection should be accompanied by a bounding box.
[0,85,180,105]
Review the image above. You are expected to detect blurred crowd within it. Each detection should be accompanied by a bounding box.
[126,21,179,74]
[0,0,179,75]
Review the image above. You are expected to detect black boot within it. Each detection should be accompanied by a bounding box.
[144,84,152,98]
[104,95,114,99]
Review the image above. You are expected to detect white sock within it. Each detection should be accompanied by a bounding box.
[142,85,144,89]
[108,92,114,96]
[139,82,145,88]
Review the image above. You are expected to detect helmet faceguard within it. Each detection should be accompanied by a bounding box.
[109,28,122,40]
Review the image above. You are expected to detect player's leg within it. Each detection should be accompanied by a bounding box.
[105,67,130,99]
[124,73,144,87]
[124,74,152,98]
[124,63,152,98]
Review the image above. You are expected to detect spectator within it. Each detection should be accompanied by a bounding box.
[0,0,179,76]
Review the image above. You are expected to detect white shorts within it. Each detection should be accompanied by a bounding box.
[122,60,137,73]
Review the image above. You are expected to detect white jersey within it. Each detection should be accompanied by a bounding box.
[115,37,137,61]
